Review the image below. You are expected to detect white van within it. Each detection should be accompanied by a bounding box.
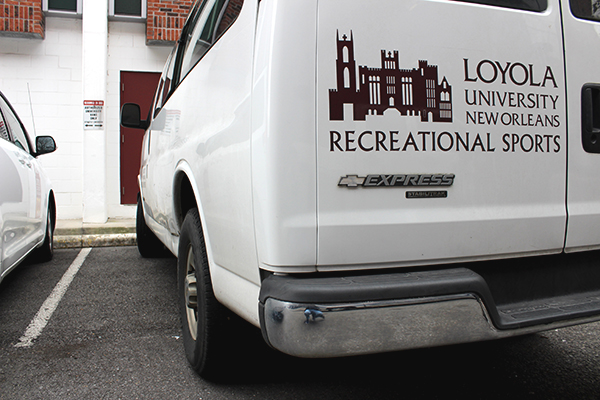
[122,0,600,379]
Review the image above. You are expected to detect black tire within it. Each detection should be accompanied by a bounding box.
[34,206,54,262]
[136,195,169,258]
[178,208,229,380]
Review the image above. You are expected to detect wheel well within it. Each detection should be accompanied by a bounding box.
[174,173,197,232]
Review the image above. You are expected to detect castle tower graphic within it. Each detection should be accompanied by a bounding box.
[329,31,453,123]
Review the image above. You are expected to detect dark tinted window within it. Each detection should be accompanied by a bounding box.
[454,0,547,12]
[153,49,177,116]
[48,0,77,12]
[0,111,9,141]
[177,0,244,82]
[115,0,142,16]
[571,0,600,21]
[200,0,228,43]
[0,95,31,153]
[215,0,243,38]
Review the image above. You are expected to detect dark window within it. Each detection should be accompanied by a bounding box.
[571,0,600,21]
[453,0,547,12]
[153,48,178,116]
[215,0,243,38]
[177,0,244,82]
[48,0,77,12]
[199,0,228,43]
[0,95,31,153]
[114,0,142,16]
[0,111,9,141]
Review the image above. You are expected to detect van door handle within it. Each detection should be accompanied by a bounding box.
[582,84,600,153]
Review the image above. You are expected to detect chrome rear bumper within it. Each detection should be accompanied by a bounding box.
[259,267,600,358]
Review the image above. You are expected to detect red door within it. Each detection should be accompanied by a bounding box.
[120,71,160,204]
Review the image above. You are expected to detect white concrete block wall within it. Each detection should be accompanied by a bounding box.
[0,16,171,221]
[0,18,84,221]
[107,21,170,218]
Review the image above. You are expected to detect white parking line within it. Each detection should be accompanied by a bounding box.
[14,248,92,348]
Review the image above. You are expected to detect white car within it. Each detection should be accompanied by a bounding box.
[0,91,56,283]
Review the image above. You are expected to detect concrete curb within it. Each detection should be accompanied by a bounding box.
[54,233,137,249]
[53,219,137,249]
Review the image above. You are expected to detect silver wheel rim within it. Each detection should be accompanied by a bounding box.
[184,245,198,341]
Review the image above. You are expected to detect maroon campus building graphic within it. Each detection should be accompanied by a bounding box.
[329,31,453,122]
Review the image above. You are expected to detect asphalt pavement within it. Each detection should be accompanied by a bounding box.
[3,228,600,398]
[2,246,600,399]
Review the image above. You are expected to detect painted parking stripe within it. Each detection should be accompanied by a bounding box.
[14,248,92,348]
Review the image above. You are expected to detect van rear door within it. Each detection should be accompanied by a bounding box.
[316,0,568,268]
[562,0,600,251]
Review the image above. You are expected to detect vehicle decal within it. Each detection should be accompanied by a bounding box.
[338,173,455,188]
[326,31,563,156]
[405,191,447,199]
[329,31,452,123]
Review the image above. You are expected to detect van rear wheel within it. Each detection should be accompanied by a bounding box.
[178,208,228,380]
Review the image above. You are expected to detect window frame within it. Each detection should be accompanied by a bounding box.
[109,0,147,21]
[43,0,83,16]
[0,93,34,155]
[177,0,221,82]
[172,0,243,88]
[451,0,548,12]
[570,0,600,22]
[0,108,10,142]
[152,48,178,118]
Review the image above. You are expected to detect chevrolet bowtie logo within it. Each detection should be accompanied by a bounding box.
[338,175,366,187]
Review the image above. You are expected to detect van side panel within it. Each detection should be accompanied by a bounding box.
[316,0,568,269]
[146,0,261,298]
[251,0,319,271]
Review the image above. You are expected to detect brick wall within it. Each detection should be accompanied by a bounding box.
[0,0,44,39]
[146,0,193,45]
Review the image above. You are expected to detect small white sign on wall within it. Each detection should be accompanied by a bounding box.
[83,100,104,130]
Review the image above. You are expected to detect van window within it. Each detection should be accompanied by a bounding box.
[570,0,600,21]
[215,0,243,38]
[153,49,177,116]
[453,0,547,12]
[178,0,244,82]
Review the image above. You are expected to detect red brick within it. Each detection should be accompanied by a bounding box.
[146,0,191,44]
[0,0,43,38]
